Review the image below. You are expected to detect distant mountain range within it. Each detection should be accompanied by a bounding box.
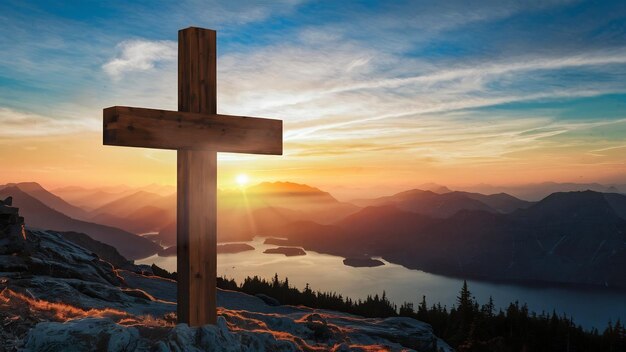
[157,182,360,246]
[462,182,626,201]
[3,180,625,288]
[270,190,626,288]
[0,184,160,259]
[353,189,532,217]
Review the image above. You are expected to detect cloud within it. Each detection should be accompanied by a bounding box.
[0,107,92,138]
[4,0,623,176]
[102,40,177,80]
[206,25,626,166]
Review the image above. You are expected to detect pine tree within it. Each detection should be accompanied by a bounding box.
[482,296,495,317]
[417,295,428,321]
[457,280,471,310]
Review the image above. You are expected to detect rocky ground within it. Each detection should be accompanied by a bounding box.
[0,197,451,352]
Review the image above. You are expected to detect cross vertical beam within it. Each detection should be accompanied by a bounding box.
[177,27,217,325]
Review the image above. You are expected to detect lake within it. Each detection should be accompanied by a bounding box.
[137,236,626,330]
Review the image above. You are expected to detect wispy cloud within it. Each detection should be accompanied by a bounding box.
[102,40,177,80]
[1,0,625,187]
[0,108,92,138]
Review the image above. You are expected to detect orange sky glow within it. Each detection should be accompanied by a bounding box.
[1,2,625,200]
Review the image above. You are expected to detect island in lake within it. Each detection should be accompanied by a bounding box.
[263,237,290,246]
[158,243,255,257]
[264,247,306,256]
[343,257,385,267]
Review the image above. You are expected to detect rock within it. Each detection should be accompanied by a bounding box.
[217,243,255,254]
[303,313,332,341]
[0,197,26,255]
[263,247,306,256]
[263,237,290,246]
[24,318,141,352]
[58,231,133,269]
[255,293,281,306]
[343,257,385,267]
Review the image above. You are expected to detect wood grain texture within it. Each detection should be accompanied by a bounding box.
[177,149,216,326]
[177,27,218,326]
[103,106,282,155]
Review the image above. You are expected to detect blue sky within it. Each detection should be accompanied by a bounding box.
[0,0,625,193]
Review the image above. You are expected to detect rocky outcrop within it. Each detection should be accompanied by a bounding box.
[263,246,307,256]
[0,199,451,351]
[343,257,385,267]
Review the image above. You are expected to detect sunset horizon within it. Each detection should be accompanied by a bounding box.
[2,1,625,198]
[1,1,625,350]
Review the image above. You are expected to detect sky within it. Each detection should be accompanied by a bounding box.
[0,0,625,199]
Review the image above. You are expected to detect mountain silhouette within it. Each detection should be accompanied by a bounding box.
[90,190,172,219]
[275,190,626,288]
[0,186,160,259]
[0,182,90,220]
[51,186,139,210]
[464,182,625,201]
[353,188,531,217]
[240,181,360,223]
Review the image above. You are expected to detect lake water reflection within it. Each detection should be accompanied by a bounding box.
[137,237,626,330]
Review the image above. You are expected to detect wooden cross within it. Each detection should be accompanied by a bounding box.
[103,27,282,326]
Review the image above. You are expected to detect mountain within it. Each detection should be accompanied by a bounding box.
[49,182,356,244]
[0,182,90,220]
[0,186,160,259]
[603,192,626,220]
[0,200,450,351]
[91,205,173,235]
[457,191,533,213]
[152,181,361,245]
[463,182,626,201]
[353,189,499,217]
[353,188,531,217]
[240,181,360,223]
[90,190,173,219]
[51,185,137,210]
[135,183,176,196]
[87,191,176,235]
[275,191,626,288]
[416,182,452,194]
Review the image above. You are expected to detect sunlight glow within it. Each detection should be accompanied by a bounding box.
[236,173,250,186]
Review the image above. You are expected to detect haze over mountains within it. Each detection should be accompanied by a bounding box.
[271,190,626,288]
[462,182,626,201]
[0,184,159,259]
[1,179,625,288]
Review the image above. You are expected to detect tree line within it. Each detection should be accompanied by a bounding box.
[151,264,625,351]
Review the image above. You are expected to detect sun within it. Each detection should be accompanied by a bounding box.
[235,173,249,186]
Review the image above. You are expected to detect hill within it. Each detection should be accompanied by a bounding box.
[463,182,626,201]
[237,181,360,223]
[274,191,626,288]
[353,187,531,217]
[0,182,90,220]
[89,190,172,219]
[0,186,160,259]
[51,185,136,210]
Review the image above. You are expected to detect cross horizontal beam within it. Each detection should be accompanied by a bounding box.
[103,106,282,155]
